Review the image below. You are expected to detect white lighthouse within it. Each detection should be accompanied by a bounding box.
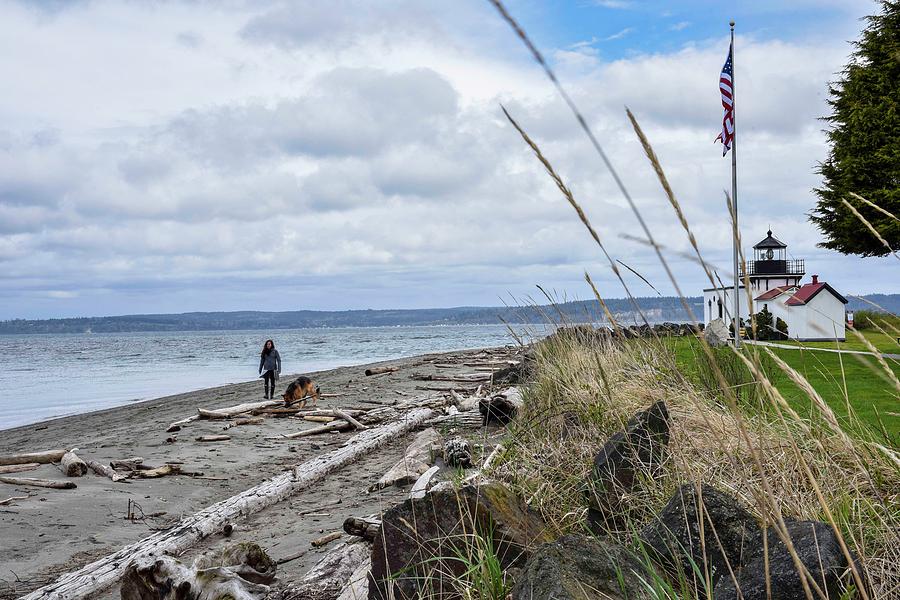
[703,230,848,341]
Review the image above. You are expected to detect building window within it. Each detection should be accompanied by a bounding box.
[717,299,723,319]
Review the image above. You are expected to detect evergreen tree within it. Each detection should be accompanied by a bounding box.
[810,0,900,256]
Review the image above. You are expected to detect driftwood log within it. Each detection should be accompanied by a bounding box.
[136,464,181,478]
[281,421,352,439]
[0,495,28,506]
[167,400,280,431]
[304,415,336,423]
[343,516,381,542]
[479,386,524,425]
[86,460,129,483]
[336,558,370,600]
[224,417,264,430]
[21,405,438,600]
[369,427,442,491]
[333,410,367,431]
[0,449,67,467]
[311,531,343,548]
[111,457,145,471]
[0,463,40,474]
[0,476,76,489]
[364,366,399,376]
[121,542,274,600]
[196,435,231,443]
[281,540,370,600]
[60,450,88,477]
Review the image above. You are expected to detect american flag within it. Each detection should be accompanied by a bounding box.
[715,43,734,156]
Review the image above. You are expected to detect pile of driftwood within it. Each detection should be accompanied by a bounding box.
[0,448,209,494]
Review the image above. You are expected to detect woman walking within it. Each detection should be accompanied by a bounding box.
[258,339,281,399]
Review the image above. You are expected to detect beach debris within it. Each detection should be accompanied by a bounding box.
[196,435,231,443]
[479,386,524,425]
[365,366,399,376]
[0,448,68,467]
[304,415,337,423]
[136,464,181,478]
[281,420,353,439]
[110,457,145,471]
[0,495,28,505]
[333,409,368,431]
[121,542,274,600]
[343,515,381,542]
[223,417,264,430]
[0,462,40,474]
[86,460,129,483]
[20,406,438,600]
[282,539,369,599]
[0,475,76,489]
[167,400,281,431]
[443,437,472,468]
[60,450,88,477]
[370,427,442,491]
[413,373,492,383]
[311,531,343,548]
[223,522,234,536]
[409,465,440,499]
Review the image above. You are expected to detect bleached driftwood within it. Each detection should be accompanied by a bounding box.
[0,462,40,474]
[167,400,280,431]
[333,409,367,431]
[364,366,399,376]
[336,558,371,600]
[343,516,381,542]
[223,417,265,430]
[0,495,28,505]
[136,464,181,478]
[86,460,129,483]
[0,449,67,467]
[22,405,437,600]
[304,415,337,423]
[121,543,274,600]
[409,465,441,500]
[281,421,351,439]
[110,457,144,471]
[413,373,491,383]
[0,476,76,489]
[196,435,231,443]
[281,540,370,600]
[311,531,342,548]
[60,450,88,477]
[369,427,442,491]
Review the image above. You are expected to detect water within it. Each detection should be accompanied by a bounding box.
[0,324,547,430]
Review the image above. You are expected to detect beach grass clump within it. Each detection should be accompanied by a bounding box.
[489,330,900,599]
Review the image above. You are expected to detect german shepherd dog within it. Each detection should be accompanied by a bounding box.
[282,376,320,408]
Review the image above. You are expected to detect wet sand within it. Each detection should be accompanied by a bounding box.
[0,347,515,598]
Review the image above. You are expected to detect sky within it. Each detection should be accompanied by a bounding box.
[0,0,895,320]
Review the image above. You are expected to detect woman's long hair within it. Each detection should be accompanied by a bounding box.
[261,339,275,356]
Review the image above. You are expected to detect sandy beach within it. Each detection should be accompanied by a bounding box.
[0,346,516,599]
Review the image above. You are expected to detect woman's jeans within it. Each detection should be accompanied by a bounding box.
[262,370,276,398]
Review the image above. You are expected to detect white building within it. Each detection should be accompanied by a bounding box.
[702,230,848,341]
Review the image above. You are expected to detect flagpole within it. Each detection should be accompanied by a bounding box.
[730,20,741,349]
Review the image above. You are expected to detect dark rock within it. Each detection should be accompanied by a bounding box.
[640,485,759,589]
[511,534,651,600]
[586,402,671,532]
[369,482,550,600]
[714,520,862,600]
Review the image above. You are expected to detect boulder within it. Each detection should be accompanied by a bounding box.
[370,427,442,491]
[369,482,550,600]
[640,485,759,589]
[714,520,861,600]
[511,534,651,600]
[586,402,671,533]
[704,318,730,347]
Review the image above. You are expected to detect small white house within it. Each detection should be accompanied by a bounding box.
[703,230,848,341]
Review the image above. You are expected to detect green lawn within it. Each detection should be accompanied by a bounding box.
[666,337,899,446]
[776,329,900,355]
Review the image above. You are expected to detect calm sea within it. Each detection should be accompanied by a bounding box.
[0,324,547,430]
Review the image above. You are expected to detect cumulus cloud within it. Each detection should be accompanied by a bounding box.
[0,0,892,319]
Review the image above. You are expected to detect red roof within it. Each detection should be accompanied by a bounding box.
[755,286,794,301]
[784,281,848,306]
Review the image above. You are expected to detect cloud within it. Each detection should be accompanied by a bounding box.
[0,0,889,320]
[669,21,691,31]
[604,27,635,41]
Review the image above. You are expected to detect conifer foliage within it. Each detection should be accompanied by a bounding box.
[811,0,900,256]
